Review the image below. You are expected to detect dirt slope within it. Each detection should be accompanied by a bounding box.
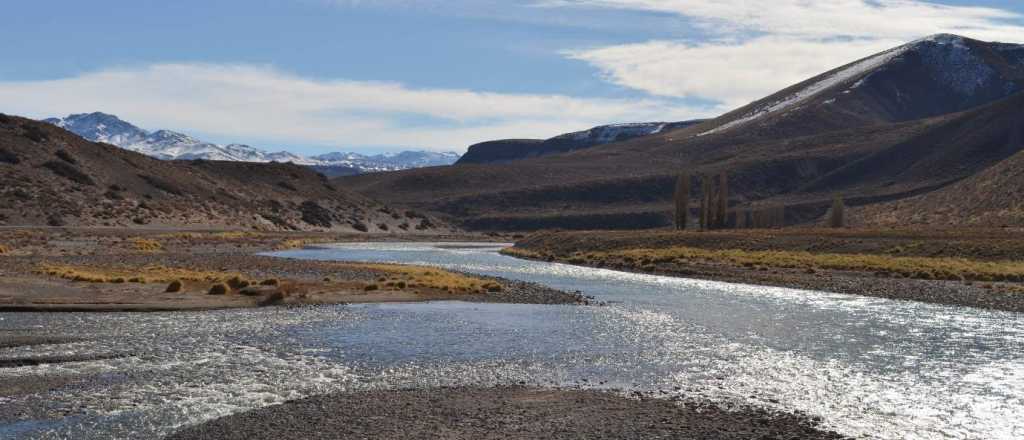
[0,114,443,232]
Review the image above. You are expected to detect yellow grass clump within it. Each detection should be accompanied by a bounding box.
[38,264,243,285]
[353,264,494,294]
[132,238,163,252]
[276,239,323,250]
[582,246,1024,283]
[0,244,9,255]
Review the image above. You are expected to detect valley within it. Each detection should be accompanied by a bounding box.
[3,25,1024,440]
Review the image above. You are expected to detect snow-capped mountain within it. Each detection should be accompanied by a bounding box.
[43,112,460,173]
[698,33,1024,137]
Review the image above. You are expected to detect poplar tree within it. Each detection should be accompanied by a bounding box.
[674,174,690,230]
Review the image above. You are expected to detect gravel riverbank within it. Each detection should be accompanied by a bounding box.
[168,387,845,440]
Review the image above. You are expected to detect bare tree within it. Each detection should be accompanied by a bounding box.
[674,173,690,230]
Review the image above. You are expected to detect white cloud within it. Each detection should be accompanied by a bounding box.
[547,0,1024,104]
[538,0,1024,41]
[567,36,903,108]
[0,63,714,152]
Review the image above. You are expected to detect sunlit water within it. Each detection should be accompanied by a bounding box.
[1,242,1022,439]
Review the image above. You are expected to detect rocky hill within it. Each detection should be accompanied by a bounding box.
[456,121,704,164]
[340,34,1024,231]
[0,114,444,232]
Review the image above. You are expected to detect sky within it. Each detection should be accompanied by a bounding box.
[3,0,1024,155]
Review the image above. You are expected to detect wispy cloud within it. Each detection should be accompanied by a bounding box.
[546,0,1024,105]
[0,63,713,152]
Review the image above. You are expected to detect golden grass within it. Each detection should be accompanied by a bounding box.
[504,246,1024,283]
[132,238,163,252]
[275,238,333,250]
[38,264,243,284]
[352,263,500,294]
[155,231,264,241]
[0,244,9,255]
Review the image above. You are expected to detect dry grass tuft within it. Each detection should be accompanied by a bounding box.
[526,245,1024,283]
[260,278,280,286]
[39,264,243,285]
[0,244,9,255]
[132,238,163,252]
[354,264,494,294]
[276,238,324,250]
[166,280,184,293]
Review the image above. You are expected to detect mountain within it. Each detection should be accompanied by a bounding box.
[309,151,462,177]
[43,112,460,173]
[456,121,705,164]
[340,34,1024,231]
[0,114,445,232]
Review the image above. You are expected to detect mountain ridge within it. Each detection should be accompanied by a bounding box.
[341,34,1024,230]
[456,120,705,164]
[44,112,460,174]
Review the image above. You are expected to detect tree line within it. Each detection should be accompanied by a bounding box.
[673,172,845,230]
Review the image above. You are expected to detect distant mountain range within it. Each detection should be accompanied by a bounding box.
[43,112,460,175]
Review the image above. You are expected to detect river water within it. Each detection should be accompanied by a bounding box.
[1,242,1022,439]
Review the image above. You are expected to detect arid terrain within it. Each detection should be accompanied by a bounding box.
[342,36,1024,231]
[507,228,1024,312]
[0,228,580,312]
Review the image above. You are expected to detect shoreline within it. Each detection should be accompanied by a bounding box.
[506,229,1024,313]
[0,229,581,313]
[167,386,845,440]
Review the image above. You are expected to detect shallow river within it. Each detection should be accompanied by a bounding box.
[1,242,1023,439]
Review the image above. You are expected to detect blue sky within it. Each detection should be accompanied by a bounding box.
[3,0,1024,154]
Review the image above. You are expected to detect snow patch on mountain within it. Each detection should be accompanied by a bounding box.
[701,42,911,136]
[555,122,670,145]
[43,112,460,173]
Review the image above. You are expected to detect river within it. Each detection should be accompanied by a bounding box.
[1,242,1022,439]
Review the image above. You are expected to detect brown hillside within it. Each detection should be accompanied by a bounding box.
[0,114,442,232]
[857,148,1024,227]
[341,36,1024,231]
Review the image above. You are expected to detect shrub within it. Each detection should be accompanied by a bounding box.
[258,291,286,306]
[352,221,369,232]
[364,283,380,291]
[0,148,20,165]
[208,283,230,295]
[484,282,503,292]
[0,245,8,255]
[55,149,78,164]
[227,276,250,289]
[21,124,48,142]
[259,278,280,286]
[300,201,333,228]
[166,280,184,292]
[41,160,95,186]
[138,174,183,196]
